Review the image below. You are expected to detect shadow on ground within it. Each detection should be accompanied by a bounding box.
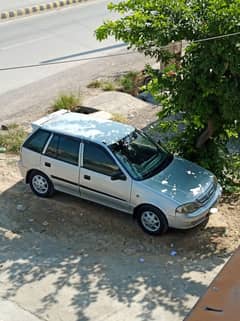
[0,180,230,321]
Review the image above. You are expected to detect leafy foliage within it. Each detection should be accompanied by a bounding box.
[96,0,240,190]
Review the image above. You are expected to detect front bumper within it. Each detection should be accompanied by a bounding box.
[173,183,222,229]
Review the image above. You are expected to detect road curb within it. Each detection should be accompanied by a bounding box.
[0,0,89,20]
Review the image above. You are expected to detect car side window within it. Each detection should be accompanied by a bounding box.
[83,142,120,176]
[45,134,80,166]
[23,129,51,153]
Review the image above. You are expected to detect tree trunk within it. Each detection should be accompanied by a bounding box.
[196,119,215,148]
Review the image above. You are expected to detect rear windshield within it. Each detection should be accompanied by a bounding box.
[23,129,50,153]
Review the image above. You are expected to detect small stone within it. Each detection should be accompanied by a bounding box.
[123,247,136,255]
[16,204,25,212]
[28,218,34,223]
[42,221,49,226]
[212,286,219,292]
[139,257,145,263]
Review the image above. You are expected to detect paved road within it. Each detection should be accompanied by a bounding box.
[0,0,122,95]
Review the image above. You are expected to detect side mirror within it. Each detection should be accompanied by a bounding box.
[111,171,127,181]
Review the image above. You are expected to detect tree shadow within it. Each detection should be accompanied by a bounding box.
[0,180,230,321]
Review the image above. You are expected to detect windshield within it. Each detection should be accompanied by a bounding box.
[109,130,172,180]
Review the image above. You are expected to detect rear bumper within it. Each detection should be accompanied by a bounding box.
[18,160,27,182]
[173,184,222,229]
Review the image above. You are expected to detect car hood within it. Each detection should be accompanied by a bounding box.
[142,157,214,203]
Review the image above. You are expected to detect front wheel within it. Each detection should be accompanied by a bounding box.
[29,170,54,198]
[136,205,168,236]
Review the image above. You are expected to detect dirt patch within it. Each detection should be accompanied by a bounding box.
[0,149,239,260]
[0,91,239,321]
[0,91,239,257]
[0,136,239,321]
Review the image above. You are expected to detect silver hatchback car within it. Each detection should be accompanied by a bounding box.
[19,110,222,235]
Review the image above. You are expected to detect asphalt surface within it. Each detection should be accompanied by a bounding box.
[0,0,122,95]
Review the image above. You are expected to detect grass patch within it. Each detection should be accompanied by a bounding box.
[87,80,102,89]
[87,79,116,91]
[119,71,141,95]
[101,81,116,91]
[111,113,128,124]
[87,71,144,96]
[0,124,28,153]
[52,93,82,112]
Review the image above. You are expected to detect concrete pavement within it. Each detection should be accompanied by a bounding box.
[0,298,44,321]
[0,0,88,19]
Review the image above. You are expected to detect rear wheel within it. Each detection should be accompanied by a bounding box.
[136,205,168,236]
[29,170,54,198]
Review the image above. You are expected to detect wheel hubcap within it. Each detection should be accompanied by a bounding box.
[141,211,161,232]
[32,175,48,194]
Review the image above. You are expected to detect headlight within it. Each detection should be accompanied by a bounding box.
[213,175,218,186]
[176,202,201,214]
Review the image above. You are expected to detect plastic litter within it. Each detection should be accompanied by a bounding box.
[0,147,6,153]
[16,204,25,211]
[209,207,218,214]
[139,257,145,263]
[170,250,177,256]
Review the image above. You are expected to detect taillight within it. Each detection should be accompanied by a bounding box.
[19,148,22,162]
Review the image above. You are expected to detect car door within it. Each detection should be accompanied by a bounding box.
[80,141,132,213]
[40,133,81,197]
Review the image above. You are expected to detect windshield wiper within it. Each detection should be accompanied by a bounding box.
[142,153,173,179]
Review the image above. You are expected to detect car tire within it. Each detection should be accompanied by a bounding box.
[136,205,168,236]
[29,170,54,198]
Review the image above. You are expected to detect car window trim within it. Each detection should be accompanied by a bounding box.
[42,133,54,154]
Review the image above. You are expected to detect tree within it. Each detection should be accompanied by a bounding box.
[96,0,240,189]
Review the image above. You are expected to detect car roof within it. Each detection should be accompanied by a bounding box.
[37,111,135,145]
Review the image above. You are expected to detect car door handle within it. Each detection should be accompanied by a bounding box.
[45,162,51,168]
[84,175,91,180]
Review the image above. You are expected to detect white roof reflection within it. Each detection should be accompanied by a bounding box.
[41,112,134,145]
